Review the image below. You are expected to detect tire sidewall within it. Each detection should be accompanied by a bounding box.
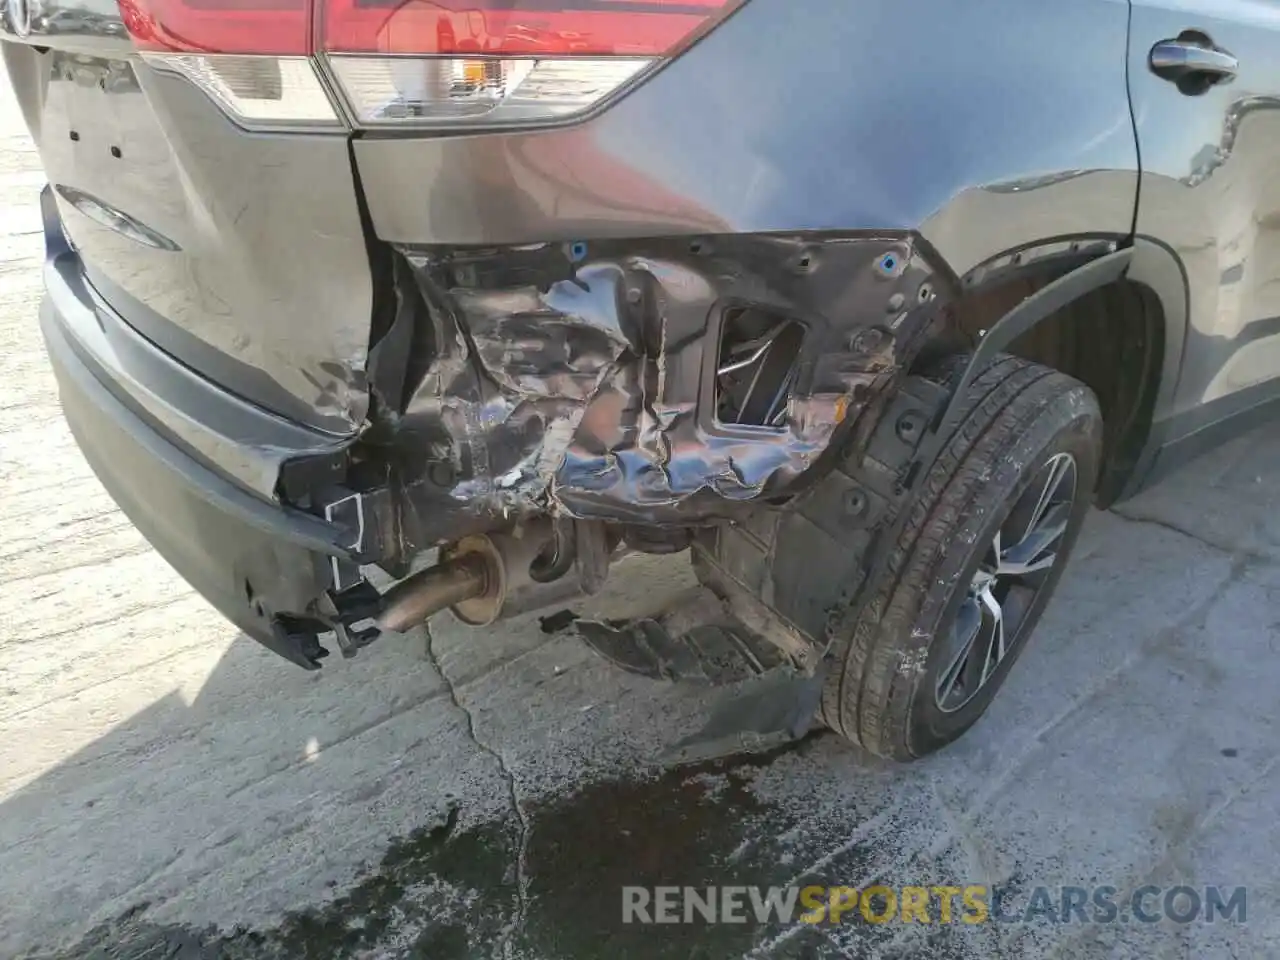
[903,383,1101,757]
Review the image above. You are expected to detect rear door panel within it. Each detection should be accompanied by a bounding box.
[1,16,372,434]
[1129,0,1280,425]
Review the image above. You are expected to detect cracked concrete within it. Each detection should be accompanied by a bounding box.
[1109,506,1265,562]
[423,623,532,960]
[4,75,1280,960]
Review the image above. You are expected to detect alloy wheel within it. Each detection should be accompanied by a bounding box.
[934,452,1078,713]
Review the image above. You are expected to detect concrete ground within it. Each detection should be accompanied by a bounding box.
[2,80,1278,960]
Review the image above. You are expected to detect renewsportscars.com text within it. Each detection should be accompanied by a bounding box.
[622,884,1246,926]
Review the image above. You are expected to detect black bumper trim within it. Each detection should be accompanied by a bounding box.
[41,292,359,562]
[40,283,361,669]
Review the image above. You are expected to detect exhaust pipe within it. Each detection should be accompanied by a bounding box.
[376,554,489,634]
[376,522,587,633]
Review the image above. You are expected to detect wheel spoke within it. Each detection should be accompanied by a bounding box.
[1028,453,1074,531]
[978,584,1006,684]
[987,527,1002,571]
[1004,453,1074,552]
[937,597,983,706]
[998,552,1057,577]
[999,501,1071,576]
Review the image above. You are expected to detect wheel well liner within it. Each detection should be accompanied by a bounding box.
[931,240,1185,506]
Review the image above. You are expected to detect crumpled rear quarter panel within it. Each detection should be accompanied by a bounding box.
[376,234,946,544]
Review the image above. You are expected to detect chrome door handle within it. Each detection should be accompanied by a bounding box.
[1150,39,1239,88]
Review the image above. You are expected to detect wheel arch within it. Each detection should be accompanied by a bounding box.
[920,235,1190,507]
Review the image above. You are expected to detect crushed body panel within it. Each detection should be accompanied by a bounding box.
[364,233,949,562]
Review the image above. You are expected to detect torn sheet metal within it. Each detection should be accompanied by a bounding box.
[374,233,945,552]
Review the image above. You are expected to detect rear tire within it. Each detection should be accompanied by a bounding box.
[820,355,1102,760]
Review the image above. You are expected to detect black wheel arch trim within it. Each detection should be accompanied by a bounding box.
[927,236,1191,504]
[1116,235,1192,499]
[934,245,1132,440]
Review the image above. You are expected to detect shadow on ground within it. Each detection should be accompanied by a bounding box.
[9,626,962,960]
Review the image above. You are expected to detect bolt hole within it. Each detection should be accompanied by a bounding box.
[427,461,456,488]
[917,282,933,302]
[69,130,80,141]
[798,255,811,268]
[690,240,704,254]
[109,145,122,159]
[896,412,924,443]
[568,241,588,262]
[845,490,868,516]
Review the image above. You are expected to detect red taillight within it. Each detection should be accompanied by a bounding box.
[321,0,736,56]
[122,0,742,128]
[120,0,736,57]
[119,0,313,55]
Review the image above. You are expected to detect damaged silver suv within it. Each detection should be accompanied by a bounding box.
[4,0,1268,759]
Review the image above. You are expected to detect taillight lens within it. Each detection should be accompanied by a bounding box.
[120,0,742,129]
[320,0,736,57]
[329,55,651,125]
[325,0,740,127]
[142,54,342,125]
[117,0,313,56]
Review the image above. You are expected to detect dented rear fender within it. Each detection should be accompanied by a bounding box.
[338,0,1139,561]
[358,233,953,561]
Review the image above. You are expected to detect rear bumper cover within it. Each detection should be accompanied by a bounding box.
[39,244,364,668]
